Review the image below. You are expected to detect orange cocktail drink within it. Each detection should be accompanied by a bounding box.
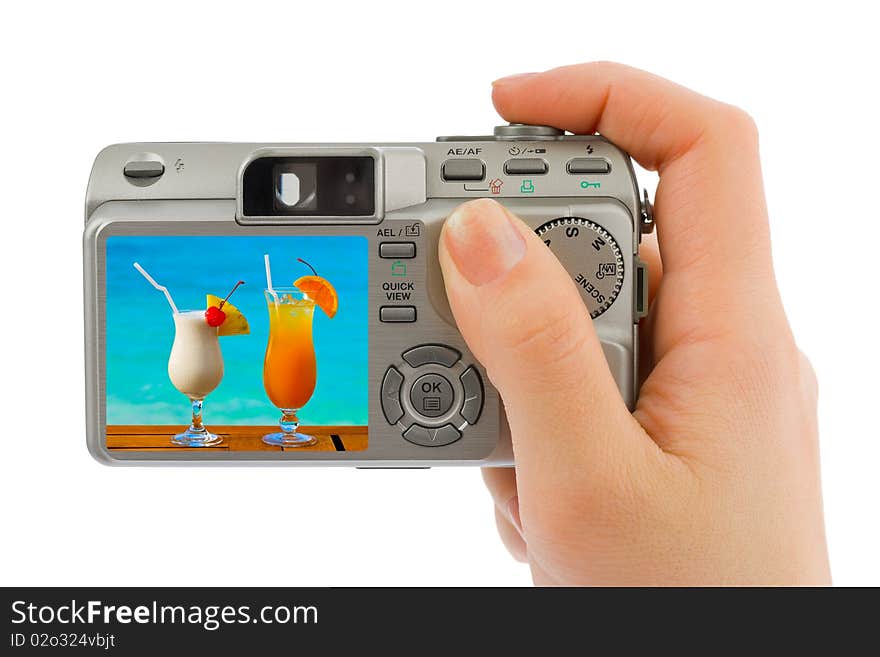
[262,288,318,446]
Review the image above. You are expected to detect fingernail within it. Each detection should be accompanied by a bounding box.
[492,72,538,86]
[507,496,523,535]
[444,200,526,286]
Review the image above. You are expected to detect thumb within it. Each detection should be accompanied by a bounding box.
[438,199,654,494]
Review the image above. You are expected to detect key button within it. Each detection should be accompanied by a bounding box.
[567,157,611,174]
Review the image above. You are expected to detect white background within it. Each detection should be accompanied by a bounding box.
[1,1,877,586]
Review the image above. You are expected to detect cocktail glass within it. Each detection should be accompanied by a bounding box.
[262,288,318,447]
[167,310,225,446]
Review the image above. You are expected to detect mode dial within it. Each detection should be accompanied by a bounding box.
[493,124,564,140]
[535,217,624,319]
[436,124,565,142]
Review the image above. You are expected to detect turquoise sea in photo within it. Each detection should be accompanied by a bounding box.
[105,236,369,426]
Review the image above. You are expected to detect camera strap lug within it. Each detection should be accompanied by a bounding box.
[640,188,655,236]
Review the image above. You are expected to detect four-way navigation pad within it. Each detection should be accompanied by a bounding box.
[381,344,484,448]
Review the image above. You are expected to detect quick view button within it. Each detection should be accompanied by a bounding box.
[380,306,416,323]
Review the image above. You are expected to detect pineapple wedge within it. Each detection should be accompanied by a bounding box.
[206,294,250,336]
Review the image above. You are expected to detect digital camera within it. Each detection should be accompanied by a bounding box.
[83,124,652,466]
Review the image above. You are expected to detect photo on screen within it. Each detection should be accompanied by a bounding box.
[104,235,369,452]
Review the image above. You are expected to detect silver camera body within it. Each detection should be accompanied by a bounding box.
[84,124,651,467]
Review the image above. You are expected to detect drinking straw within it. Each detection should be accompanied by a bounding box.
[264,254,279,303]
[133,262,179,314]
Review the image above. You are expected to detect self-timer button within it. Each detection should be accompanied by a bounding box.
[503,158,548,175]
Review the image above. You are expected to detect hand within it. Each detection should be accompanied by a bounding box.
[438,62,830,585]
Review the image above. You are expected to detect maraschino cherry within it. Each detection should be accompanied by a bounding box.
[206,280,245,327]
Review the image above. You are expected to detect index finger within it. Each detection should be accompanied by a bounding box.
[492,63,777,341]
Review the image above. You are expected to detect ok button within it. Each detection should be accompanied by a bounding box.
[410,373,455,418]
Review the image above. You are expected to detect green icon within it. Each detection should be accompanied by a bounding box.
[580,180,601,189]
[520,179,535,194]
[391,260,407,277]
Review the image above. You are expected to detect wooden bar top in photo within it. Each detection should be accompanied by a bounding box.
[106,425,368,452]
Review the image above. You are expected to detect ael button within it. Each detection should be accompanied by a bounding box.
[379,242,416,259]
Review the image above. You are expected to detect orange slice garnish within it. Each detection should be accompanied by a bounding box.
[294,275,338,318]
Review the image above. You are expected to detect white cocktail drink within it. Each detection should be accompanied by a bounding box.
[132,262,249,447]
[168,311,224,398]
[168,310,224,446]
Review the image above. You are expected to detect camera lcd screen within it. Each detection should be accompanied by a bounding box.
[104,235,369,453]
